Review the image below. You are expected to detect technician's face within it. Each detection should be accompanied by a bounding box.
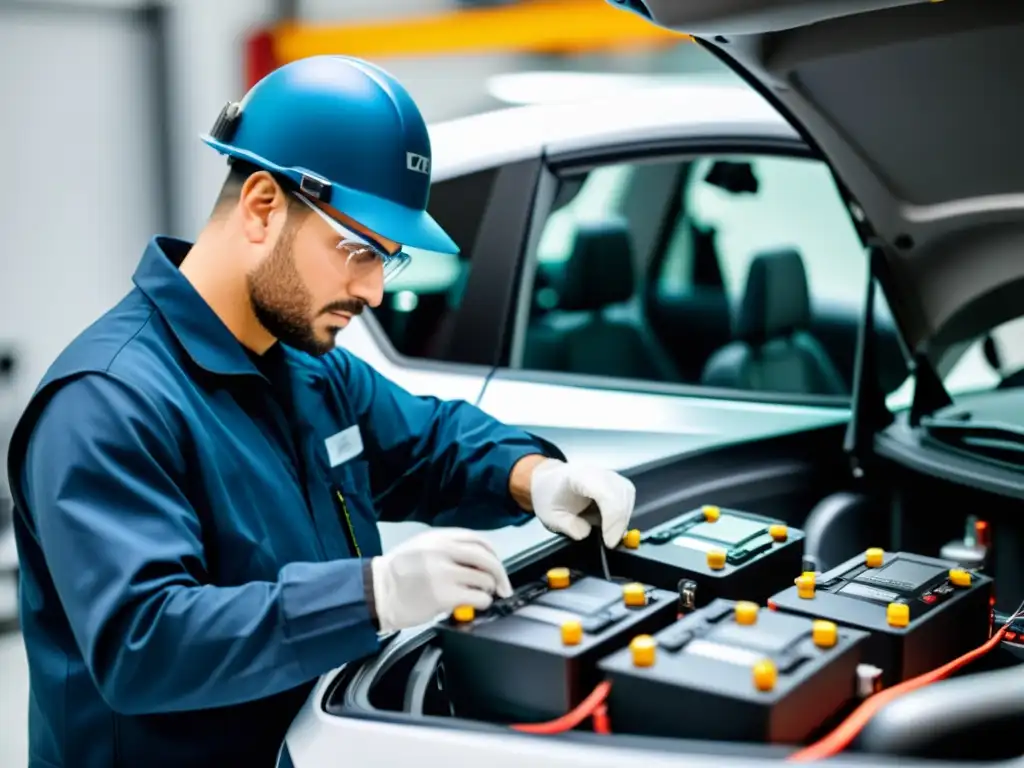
[247,194,396,357]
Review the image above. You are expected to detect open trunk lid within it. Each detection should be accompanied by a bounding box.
[609,0,1024,361]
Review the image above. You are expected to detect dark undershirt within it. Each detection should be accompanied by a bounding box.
[245,343,380,628]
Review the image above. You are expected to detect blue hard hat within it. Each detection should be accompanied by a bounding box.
[200,55,457,254]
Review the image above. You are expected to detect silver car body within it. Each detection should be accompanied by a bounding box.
[338,82,852,475]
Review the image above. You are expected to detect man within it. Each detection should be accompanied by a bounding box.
[6,56,635,767]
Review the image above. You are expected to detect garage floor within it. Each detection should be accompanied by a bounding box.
[0,519,551,766]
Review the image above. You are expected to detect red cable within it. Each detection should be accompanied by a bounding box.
[787,624,1007,761]
[511,681,612,735]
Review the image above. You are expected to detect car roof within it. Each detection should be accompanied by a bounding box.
[624,0,1024,357]
[427,80,799,181]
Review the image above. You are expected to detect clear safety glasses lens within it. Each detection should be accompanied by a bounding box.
[293,193,411,284]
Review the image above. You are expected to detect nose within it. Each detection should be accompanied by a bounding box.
[348,260,385,309]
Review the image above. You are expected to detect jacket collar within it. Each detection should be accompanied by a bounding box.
[132,236,263,379]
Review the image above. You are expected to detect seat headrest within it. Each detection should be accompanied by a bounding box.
[559,219,636,311]
[735,248,811,342]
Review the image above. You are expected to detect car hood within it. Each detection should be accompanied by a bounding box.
[609,0,1024,358]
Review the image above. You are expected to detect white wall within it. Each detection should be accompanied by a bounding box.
[0,6,161,411]
[0,1,276,423]
[164,0,277,239]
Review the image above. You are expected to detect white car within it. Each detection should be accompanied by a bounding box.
[340,77,1015,478]
[285,1,1024,765]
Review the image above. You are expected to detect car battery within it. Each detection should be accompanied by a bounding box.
[768,549,994,686]
[435,569,677,723]
[598,598,870,744]
[607,505,804,607]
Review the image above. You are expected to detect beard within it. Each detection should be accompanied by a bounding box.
[247,226,361,357]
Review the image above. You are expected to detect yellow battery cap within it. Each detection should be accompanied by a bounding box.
[795,572,816,599]
[561,619,583,646]
[707,549,727,570]
[887,602,910,628]
[622,529,642,549]
[702,505,721,522]
[623,582,647,607]
[753,659,777,691]
[865,548,885,568]
[812,620,838,649]
[769,525,788,542]
[949,569,972,588]
[452,605,475,623]
[630,635,656,667]
[735,601,759,625]
[547,567,571,589]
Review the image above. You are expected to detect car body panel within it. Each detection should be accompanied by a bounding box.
[339,82,850,474]
[425,82,796,182]
[282,663,797,768]
[476,374,848,470]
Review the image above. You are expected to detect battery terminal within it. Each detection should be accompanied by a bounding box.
[887,602,910,628]
[812,620,838,649]
[630,634,657,667]
[622,529,642,549]
[753,658,777,691]
[865,548,885,568]
[452,605,476,623]
[949,569,972,588]
[707,549,727,570]
[795,572,816,600]
[735,601,759,625]
[623,582,648,607]
[561,619,583,646]
[547,567,571,589]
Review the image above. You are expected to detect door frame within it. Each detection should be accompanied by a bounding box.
[497,135,865,411]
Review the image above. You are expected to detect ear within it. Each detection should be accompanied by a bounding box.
[239,171,288,245]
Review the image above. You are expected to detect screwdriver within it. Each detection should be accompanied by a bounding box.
[582,504,612,580]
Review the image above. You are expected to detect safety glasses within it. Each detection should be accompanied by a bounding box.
[292,192,411,283]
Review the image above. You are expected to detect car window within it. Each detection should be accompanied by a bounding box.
[371,167,499,360]
[683,156,866,310]
[514,152,877,401]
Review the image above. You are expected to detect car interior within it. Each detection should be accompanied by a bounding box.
[523,156,910,399]
[521,218,682,382]
[700,247,848,396]
[370,153,1024,406]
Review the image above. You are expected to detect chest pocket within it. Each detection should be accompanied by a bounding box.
[329,458,383,559]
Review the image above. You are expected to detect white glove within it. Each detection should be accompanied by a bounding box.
[370,528,513,633]
[530,459,635,548]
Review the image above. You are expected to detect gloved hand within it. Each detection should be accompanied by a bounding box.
[530,459,635,548]
[370,528,513,633]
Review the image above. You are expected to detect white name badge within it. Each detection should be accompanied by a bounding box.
[325,425,364,467]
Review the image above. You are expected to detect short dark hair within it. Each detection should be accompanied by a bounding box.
[213,159,305,217]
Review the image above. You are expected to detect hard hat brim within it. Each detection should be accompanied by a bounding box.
[201,135,460,255]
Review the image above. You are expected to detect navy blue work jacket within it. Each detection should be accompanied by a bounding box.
[7,237,551,768]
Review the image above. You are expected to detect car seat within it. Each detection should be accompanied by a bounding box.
[700,248,846,395]
[523,219,680,382]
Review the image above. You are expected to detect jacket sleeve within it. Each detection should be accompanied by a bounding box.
[20,373,381,716]
[325,350,553,527]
